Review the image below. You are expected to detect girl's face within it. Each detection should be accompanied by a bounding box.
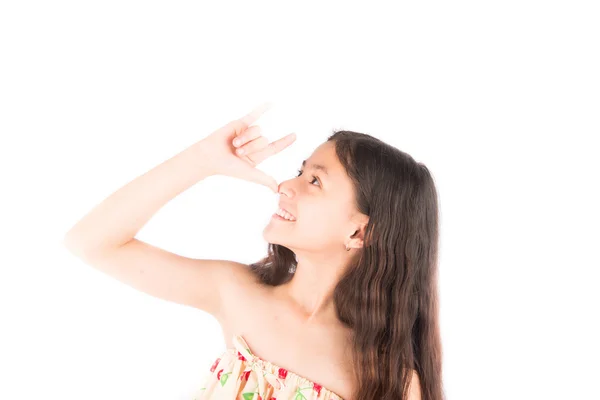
[263,141,360,253]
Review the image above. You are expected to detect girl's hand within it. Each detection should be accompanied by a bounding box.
[201,102,296,193]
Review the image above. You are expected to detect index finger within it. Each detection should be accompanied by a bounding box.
[248,132,297,165]
[237,102,273,132]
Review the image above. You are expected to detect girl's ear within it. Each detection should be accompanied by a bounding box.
[349,220,368,247]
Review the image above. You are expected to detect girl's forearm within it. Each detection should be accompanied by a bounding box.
[64,140,215,258]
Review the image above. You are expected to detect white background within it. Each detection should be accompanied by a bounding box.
[1,1,599,399]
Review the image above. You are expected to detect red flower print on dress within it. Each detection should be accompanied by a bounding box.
[278,368,288,380]
[313,383,322,396]
[209,358,221,373]
[237,351,247,362]
[240,370,251,381]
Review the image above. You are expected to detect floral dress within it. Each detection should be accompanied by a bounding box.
[193,334,345,400]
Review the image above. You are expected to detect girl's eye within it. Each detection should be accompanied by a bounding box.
[296,169,320,186]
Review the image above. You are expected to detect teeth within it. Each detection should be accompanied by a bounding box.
[276,207,296,221]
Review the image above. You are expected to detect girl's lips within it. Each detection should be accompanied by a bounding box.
[277,206,296,219]
[272,213,296,222]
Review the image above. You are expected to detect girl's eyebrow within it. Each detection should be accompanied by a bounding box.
[302,159,329,176]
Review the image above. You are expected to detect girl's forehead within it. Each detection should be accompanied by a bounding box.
[308,142,340,169]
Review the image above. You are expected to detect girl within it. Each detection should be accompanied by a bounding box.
[64,103,444,400]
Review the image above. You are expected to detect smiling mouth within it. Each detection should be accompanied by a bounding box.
[272,213,296,222]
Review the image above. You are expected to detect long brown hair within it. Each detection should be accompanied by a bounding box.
[249,130,445,400]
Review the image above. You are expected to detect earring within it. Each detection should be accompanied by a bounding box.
[345,244,351,251]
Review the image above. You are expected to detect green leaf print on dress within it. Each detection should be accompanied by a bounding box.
[294,385,314,400]
[216,368,231,386]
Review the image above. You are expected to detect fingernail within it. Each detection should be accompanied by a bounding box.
[237,148,244,155]
[233,138,241,146]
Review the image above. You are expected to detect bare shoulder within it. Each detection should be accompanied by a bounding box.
[216,261,267,320]
[219,261,264,298]
[407,369,422,400]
